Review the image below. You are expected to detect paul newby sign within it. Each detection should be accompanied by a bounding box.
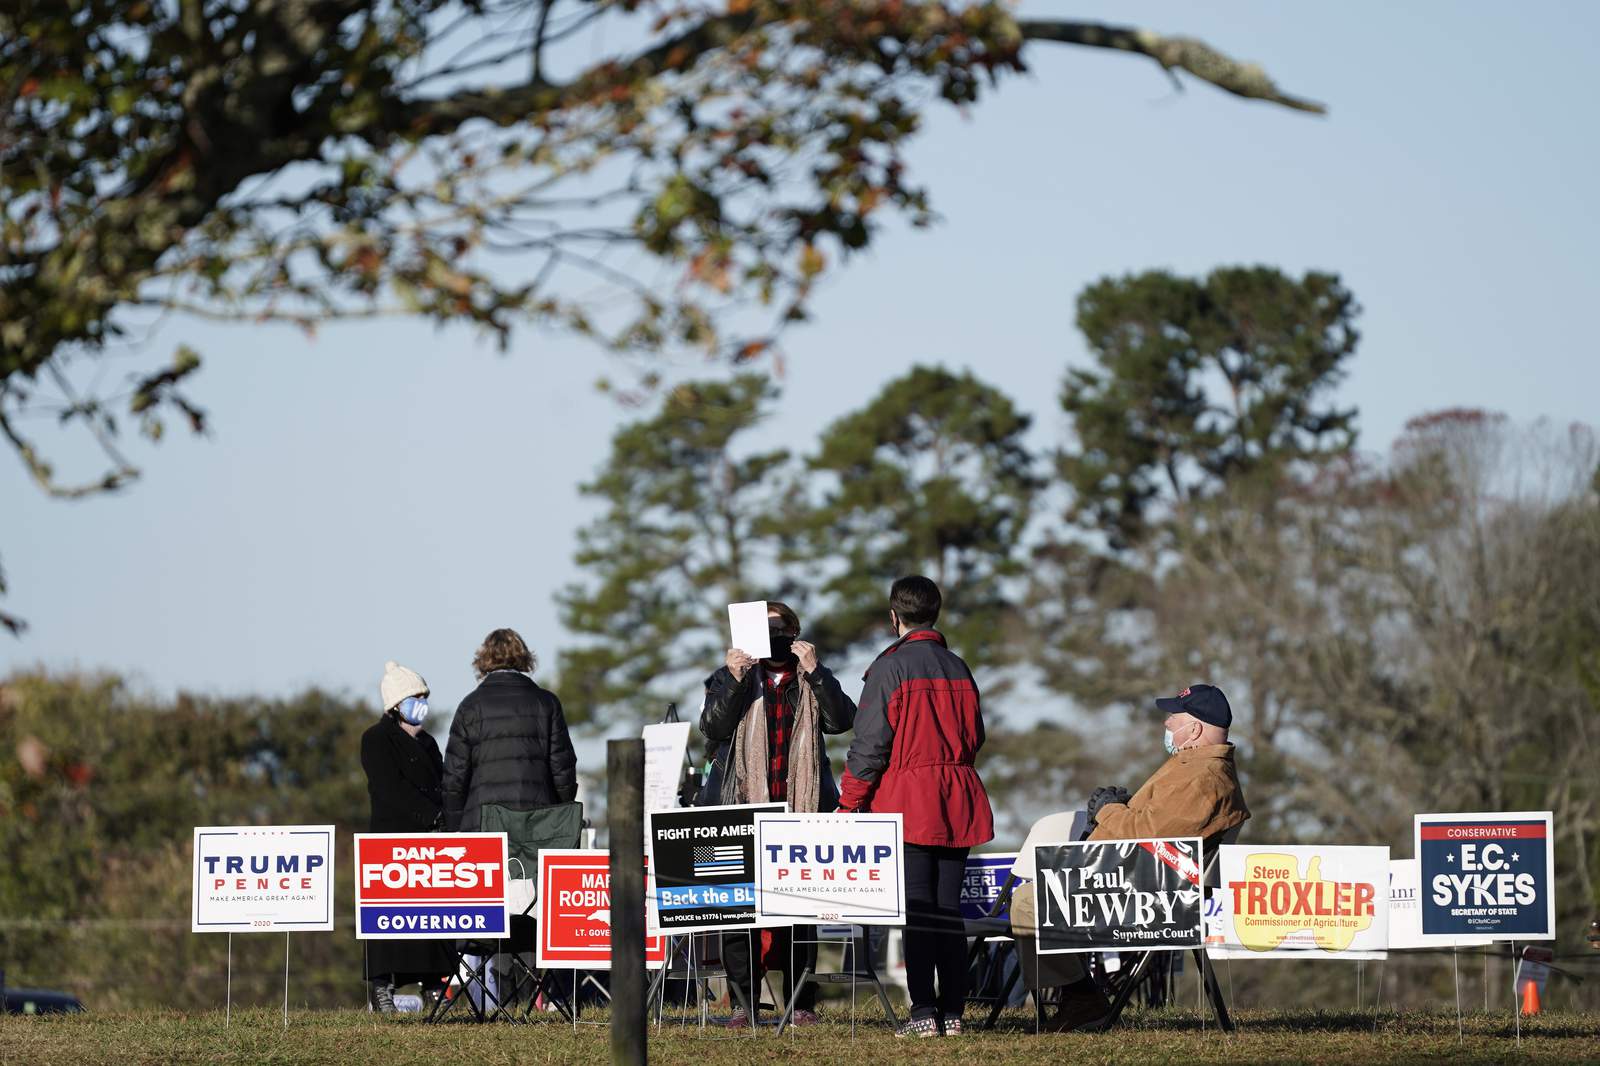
[647,803,786,933]
[354,833,509,940]
[1414,811,1555,941]
[753,813,906,925]
[1034,838,1203,954]
[192,825,335,933]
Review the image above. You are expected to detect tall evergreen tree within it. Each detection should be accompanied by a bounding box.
[781,365,1037,676]
[557,376,789,728]
[1059,266,1360,549]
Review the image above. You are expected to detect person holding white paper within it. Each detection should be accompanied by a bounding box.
[698,600,857,1027]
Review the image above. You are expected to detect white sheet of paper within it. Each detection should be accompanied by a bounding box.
[728,600,771,660]
[642,721,692,813]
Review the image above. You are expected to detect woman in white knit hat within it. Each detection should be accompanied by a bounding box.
[360,660,451,1014]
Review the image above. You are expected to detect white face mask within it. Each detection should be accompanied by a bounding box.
[397,696,429,726]
[1164,729,1180,755]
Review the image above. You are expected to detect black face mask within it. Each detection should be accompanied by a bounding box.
[767,633,796,660]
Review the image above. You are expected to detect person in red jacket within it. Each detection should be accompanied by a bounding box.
[837,575,994,1037]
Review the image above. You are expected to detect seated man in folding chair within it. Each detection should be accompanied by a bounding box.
[1010,684,1249,1032]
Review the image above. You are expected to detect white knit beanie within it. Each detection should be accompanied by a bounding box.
[380,660,429,711]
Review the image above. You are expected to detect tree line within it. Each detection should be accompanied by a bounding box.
[3,264,1596,1009]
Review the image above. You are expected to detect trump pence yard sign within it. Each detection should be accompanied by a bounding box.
[192,825,335,933]
[753,812,906,925]
[354,833,509,940]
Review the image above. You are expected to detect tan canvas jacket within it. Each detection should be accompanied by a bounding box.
[1011,743,1249,934]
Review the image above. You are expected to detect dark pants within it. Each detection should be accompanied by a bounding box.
[722,925,817,1014]
[904,843,969,1021]
[1012,933,1087,991]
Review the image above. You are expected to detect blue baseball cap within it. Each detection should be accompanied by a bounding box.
[1154,684,1232,729]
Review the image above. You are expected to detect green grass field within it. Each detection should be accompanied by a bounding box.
[2,1008,1596,1065]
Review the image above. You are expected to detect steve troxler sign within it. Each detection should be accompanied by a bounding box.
[1033,838,1203,954]
[646,803,785,933]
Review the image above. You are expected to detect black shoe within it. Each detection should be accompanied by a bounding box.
[369,980,397,1014]
[1044,983,1111,1033]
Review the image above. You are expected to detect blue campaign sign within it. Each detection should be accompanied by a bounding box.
[960,852,1018,922]
[647,802,787,933]
[1414,811,1555,941]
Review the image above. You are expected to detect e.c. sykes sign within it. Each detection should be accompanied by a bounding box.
[1414,812,1554,941]
[354,833,509,940]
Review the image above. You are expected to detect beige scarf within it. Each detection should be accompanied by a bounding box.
[733,668,822,812]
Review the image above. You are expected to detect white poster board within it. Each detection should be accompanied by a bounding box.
[754,813,906,926]
[1208,844,1389,960]
[192,825,335,933]
[642,721,692,813]
[727,600,772,660]
[1387,859,1495,949]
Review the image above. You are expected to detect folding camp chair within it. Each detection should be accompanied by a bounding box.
[1086,824,1241,1033]
[774,925,899,1034]
[969,811,1085,1030]
[426,801,584,1024]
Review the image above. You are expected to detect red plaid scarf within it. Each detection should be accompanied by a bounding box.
[762,668,795,802]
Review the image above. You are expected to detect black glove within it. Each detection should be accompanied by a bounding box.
[1086,785,1132,822]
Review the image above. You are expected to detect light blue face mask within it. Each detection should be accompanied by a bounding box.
[397,696,430,726]
[1163,729,1180,755]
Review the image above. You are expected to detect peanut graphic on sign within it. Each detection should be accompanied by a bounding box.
[1226,854,1376,952]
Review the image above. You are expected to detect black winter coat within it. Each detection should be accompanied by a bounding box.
[442,671,578,831]
[362,713,445,832]
[360,713,451,983]
[697,662,856,809]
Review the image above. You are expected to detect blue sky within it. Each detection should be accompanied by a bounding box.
[6,2,1598,729]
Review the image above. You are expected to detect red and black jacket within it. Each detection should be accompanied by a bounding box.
[837,629,994,848]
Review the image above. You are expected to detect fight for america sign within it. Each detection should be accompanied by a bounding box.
[192,825,335,933]
[1033,838,1203,954]
[1415,811,1555,941]
[647,803,786,933]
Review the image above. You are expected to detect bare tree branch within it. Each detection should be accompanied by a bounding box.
[1018,18,1326,115]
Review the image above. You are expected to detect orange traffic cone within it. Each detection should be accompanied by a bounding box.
[1520,980,1541,1016]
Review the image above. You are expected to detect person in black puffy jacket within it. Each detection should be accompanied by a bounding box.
[443,628,578,832]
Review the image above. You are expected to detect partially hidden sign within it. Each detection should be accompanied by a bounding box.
[1033,838,1203,954]
[1415,811,1555,942]
[535,850,667,969]
[647,803,785,933]
[1387,859,1494,949]
[354,833,508,940]
[192,825,335,933]
[960,852,1018,922]
[753,813,906,926]
[1210,845,1389,960]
